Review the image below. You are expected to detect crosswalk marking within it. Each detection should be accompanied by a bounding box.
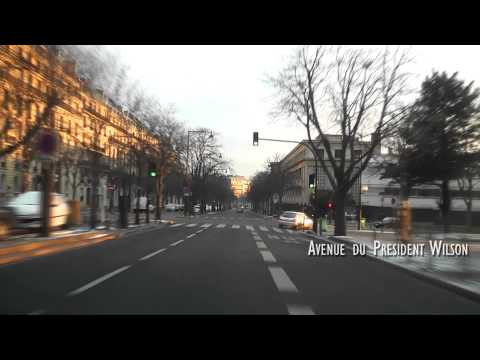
[200,224,212,228]
[246,225,254,231]
[272,228,283,233]
[170,223,184,228]
[216,224,226,228]
[268,234,280,240]
[232,225,240,229]
[259,226,269,232]
[286,229,295,234]
[186,224,197,227]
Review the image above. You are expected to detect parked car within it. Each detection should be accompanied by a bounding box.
[278,211,313,230]
[193,204,201,214]
[176,203,184,211]
[374,217,399,229]
[6,191,70,229]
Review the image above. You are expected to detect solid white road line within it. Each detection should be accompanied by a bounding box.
[216,224,226,228]
[259,226,269,232]
[140,248,167,261]
[268,266,298,293]
[186,234,196,239]
[246,225,254,231]
[200,224,212,228]
[287,304,315,315]
[186,224,197,227]
[170,223,184,228]
[170,239,185,246]
[260,250,277,263]
[67,266,131,297]
[232,224,240,229]
[272,228,283,233]
[256,241,267,249]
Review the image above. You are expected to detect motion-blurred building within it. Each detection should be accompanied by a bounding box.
[0,45,159,216]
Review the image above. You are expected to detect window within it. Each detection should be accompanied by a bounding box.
[334,150,343,159]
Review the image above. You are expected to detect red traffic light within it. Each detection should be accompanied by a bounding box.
[327,201,333,209]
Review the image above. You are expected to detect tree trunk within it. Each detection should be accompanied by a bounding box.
[334,190,346,236]
[466,178,473,232]
[90,154,99,229]
[440,179,451,233]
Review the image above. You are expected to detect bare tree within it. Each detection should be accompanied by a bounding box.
[269,46,411,235]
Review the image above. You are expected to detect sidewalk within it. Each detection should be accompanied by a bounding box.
[305,228,480,301]
[0,227,117,267]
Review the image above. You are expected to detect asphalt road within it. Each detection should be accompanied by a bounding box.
[1,209,480,314]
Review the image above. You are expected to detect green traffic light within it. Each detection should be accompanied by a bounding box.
[149,171,157,177]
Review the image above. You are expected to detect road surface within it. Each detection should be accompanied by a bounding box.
[1,210,480,314]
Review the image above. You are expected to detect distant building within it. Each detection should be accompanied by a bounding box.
[229,176,251,199]
[279,134,374,207]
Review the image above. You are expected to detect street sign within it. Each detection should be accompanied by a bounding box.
[37,130,58,157]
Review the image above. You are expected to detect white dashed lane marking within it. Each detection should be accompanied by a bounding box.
[200,224,212,228]
[268,266,298,293]
[170,223,184,228]
[140,248,167,261]
[260,250,277,263]
[186,234,196,239]
[67,266,131,297]
[256,241,267,249]
[170,239,185,246]
[287,304,315,315]
[232,225,240,229]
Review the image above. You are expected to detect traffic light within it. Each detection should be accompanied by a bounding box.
[148,162,157,177]
[309,174,315,189]
[253,132,259,146]
[326,201,333,209]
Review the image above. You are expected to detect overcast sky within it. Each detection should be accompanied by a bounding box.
[110,45,480,179]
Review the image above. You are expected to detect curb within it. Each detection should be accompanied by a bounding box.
[304,232,480,304]
[0,231,117,267]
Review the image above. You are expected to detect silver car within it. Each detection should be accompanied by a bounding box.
[6,191,70,229]
[278,211,313,230]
